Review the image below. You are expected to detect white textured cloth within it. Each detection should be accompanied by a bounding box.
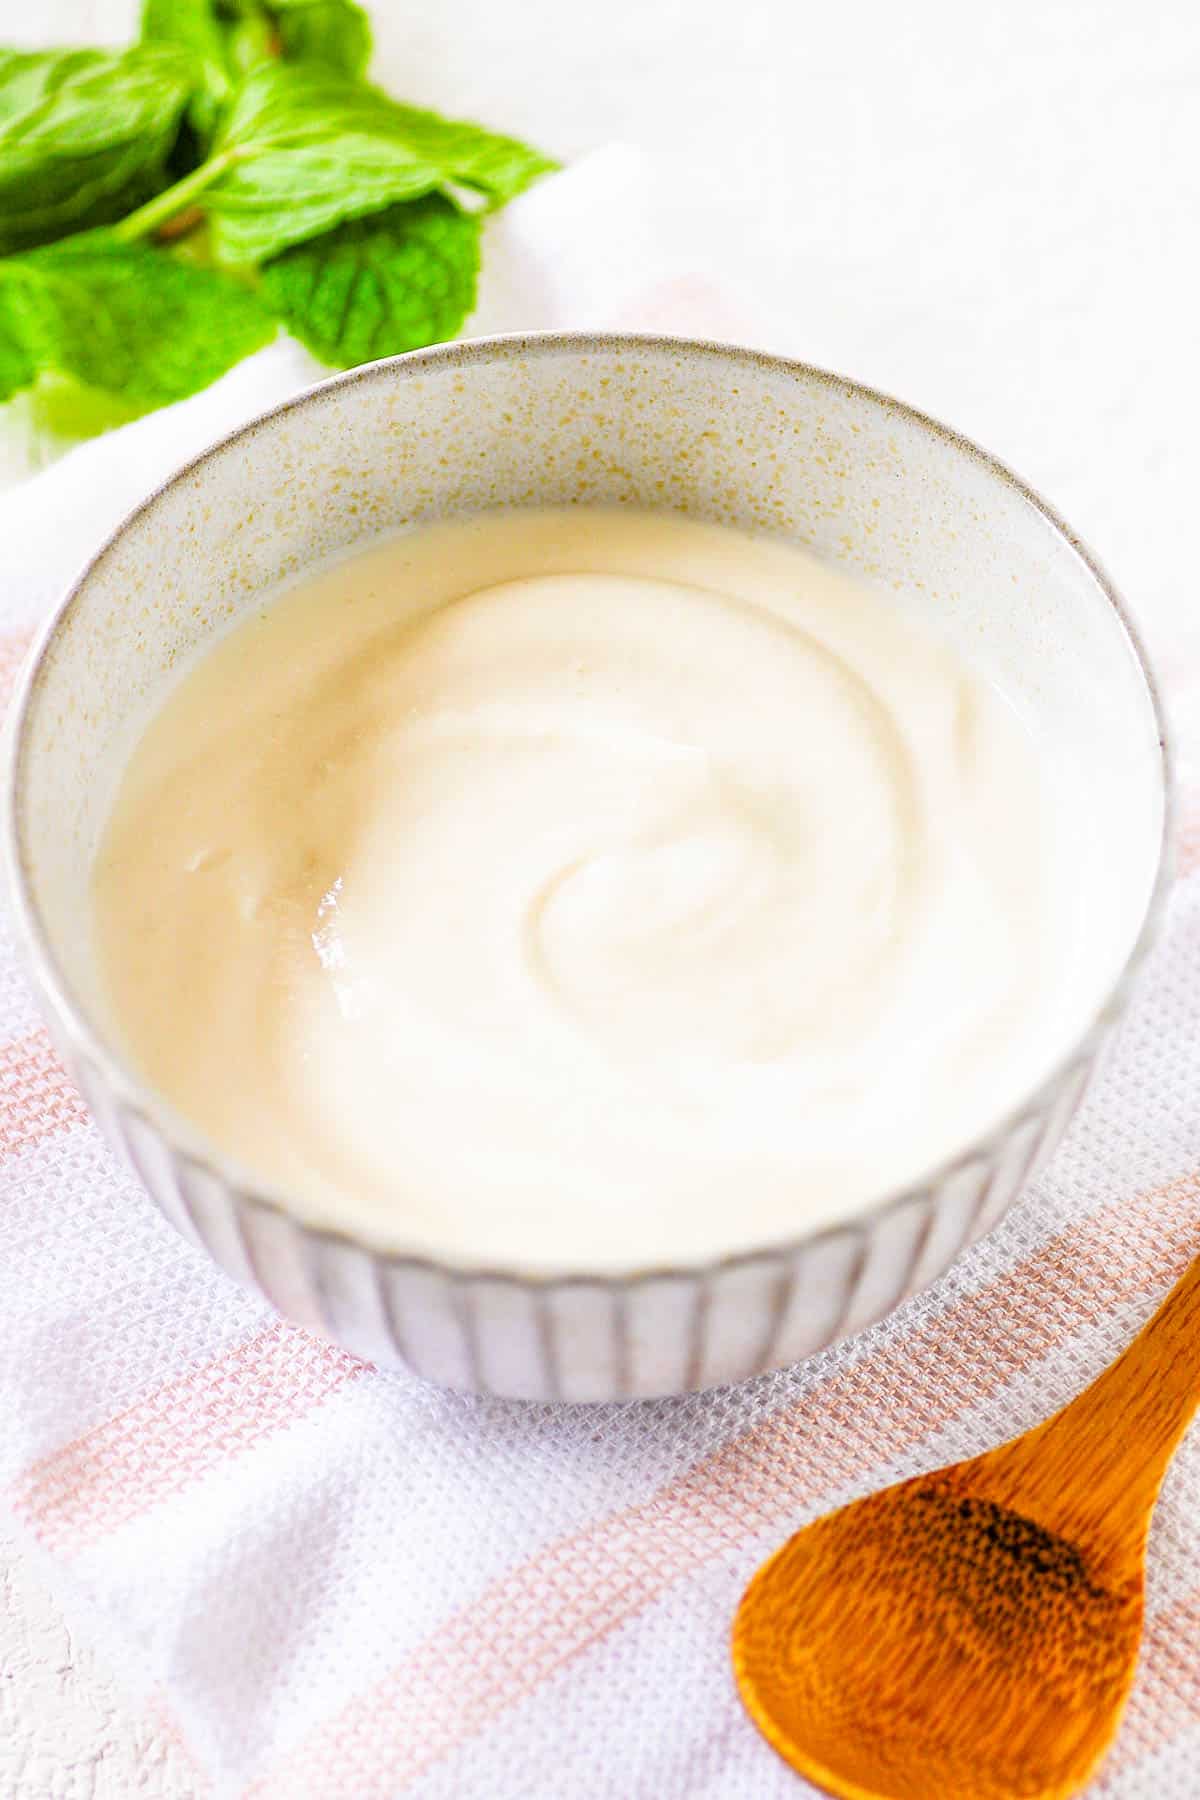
[0,153,1198,1799]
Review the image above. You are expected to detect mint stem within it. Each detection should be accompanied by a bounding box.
[111,152,235,244]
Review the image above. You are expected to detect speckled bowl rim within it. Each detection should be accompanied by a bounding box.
[4,330,1176,1291]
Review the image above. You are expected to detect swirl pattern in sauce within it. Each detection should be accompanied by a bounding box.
[92,509,1072,1272]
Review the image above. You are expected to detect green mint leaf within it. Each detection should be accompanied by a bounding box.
[139,0,233,144]
[140,0,225,59]
[261,194,478,368]
[0,44,193,254]
[373,102,560,208]
[206,61,555,265]
[0,230,274,415]
[0,303,34,403]
[9,374,149,458]
[271,0,372,78]
[226,12,279,79]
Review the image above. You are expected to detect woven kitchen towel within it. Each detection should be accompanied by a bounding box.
[1,151,1199,1800]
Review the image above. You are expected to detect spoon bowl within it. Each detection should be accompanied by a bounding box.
[734,1254,1200,1799]
[735,1472,1143,1800]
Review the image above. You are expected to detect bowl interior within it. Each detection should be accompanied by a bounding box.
[12,335,1166,1167]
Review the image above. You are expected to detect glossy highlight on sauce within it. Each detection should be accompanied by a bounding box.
[92,508,1086,1272]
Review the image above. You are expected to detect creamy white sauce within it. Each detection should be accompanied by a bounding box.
[92,508,1084,1272]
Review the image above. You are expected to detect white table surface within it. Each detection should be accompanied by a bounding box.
[3,0,1200,1792]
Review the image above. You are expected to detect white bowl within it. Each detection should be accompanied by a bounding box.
[4,334,1171,1401]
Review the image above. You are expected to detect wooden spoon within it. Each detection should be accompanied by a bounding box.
[732,1254,1200,1800]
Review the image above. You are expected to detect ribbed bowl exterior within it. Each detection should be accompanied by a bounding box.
[59,1026,1096,1400]
[7,335,1171,1403]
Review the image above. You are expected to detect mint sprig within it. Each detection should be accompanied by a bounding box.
[0,2,556,433]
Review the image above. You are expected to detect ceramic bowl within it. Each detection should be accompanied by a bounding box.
[4,334,1171,1401]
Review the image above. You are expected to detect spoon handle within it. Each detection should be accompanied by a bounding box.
[984,1252,1200,1561]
